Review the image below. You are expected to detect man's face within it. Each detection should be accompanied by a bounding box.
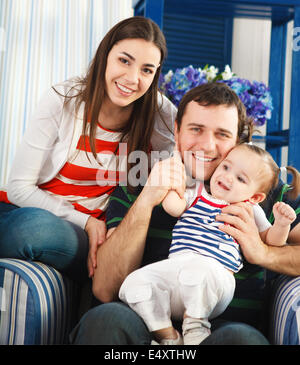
[175,101,238,181]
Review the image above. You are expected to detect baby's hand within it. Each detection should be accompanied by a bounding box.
[273,202,296,227]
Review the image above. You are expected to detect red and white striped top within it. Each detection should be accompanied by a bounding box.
[0,80,176,229]
[38,122,126,221]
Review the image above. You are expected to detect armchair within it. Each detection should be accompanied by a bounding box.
[1,258,299,345]
[270,274,300,344]
[0,258,80,344]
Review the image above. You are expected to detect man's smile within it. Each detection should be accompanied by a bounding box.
[192,153,216,163]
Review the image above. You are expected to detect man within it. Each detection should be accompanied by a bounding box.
[70,83,300,345]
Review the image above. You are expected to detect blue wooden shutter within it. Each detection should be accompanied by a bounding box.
[162,13,233,72]
[133,0,233,73]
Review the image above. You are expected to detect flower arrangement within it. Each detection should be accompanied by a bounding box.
[159,64,273,126]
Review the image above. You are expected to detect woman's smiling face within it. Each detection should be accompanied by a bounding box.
[104,38,161,110]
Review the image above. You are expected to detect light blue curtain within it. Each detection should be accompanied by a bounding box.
[0,0,133,186]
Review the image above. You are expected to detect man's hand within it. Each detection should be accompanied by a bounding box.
[216,202,269,266]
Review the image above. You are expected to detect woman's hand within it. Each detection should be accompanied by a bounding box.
[85,217,107,278]
[216,202,269,266]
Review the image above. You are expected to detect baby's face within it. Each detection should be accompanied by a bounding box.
[210,146,264,203]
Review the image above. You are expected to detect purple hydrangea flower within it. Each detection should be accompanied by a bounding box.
[159,65,273,126]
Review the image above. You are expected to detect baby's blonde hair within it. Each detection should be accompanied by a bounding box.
[237,143,300,200]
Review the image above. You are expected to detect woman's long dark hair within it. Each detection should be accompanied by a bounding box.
[54,16,167,170]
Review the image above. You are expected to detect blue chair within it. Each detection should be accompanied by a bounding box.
[270,275,300,344]
[0,258,300,344]
[0,259,80,344]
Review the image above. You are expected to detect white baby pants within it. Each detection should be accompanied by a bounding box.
[119,253,235,332]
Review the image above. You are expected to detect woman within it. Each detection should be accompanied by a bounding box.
[0,16,176,281]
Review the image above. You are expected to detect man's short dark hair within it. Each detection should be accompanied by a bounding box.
[176,82,253,143]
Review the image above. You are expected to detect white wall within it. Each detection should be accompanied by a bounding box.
[231,18,293,170]
[232,18,271,85]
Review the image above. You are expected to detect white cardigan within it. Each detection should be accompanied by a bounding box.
[7,80,176,229]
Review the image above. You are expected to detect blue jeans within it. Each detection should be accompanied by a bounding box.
[69,302,269,345]
[0,202,89,282]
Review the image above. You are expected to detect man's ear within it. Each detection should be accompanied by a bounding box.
[249,192,266,204]
[174,120,180,149]
[174,120,178,140]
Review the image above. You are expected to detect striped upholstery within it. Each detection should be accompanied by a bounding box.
[0,259,79,344]
[270,275,300,345]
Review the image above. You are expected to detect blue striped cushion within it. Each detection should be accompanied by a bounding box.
[270,275,300,345]
[0,259,79,344]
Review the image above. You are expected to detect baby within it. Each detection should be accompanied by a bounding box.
[119,143,299,345]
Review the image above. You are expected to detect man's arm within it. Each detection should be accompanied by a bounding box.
[92,155,186,303]
[92,195,153,303]
[217,203,300,276]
